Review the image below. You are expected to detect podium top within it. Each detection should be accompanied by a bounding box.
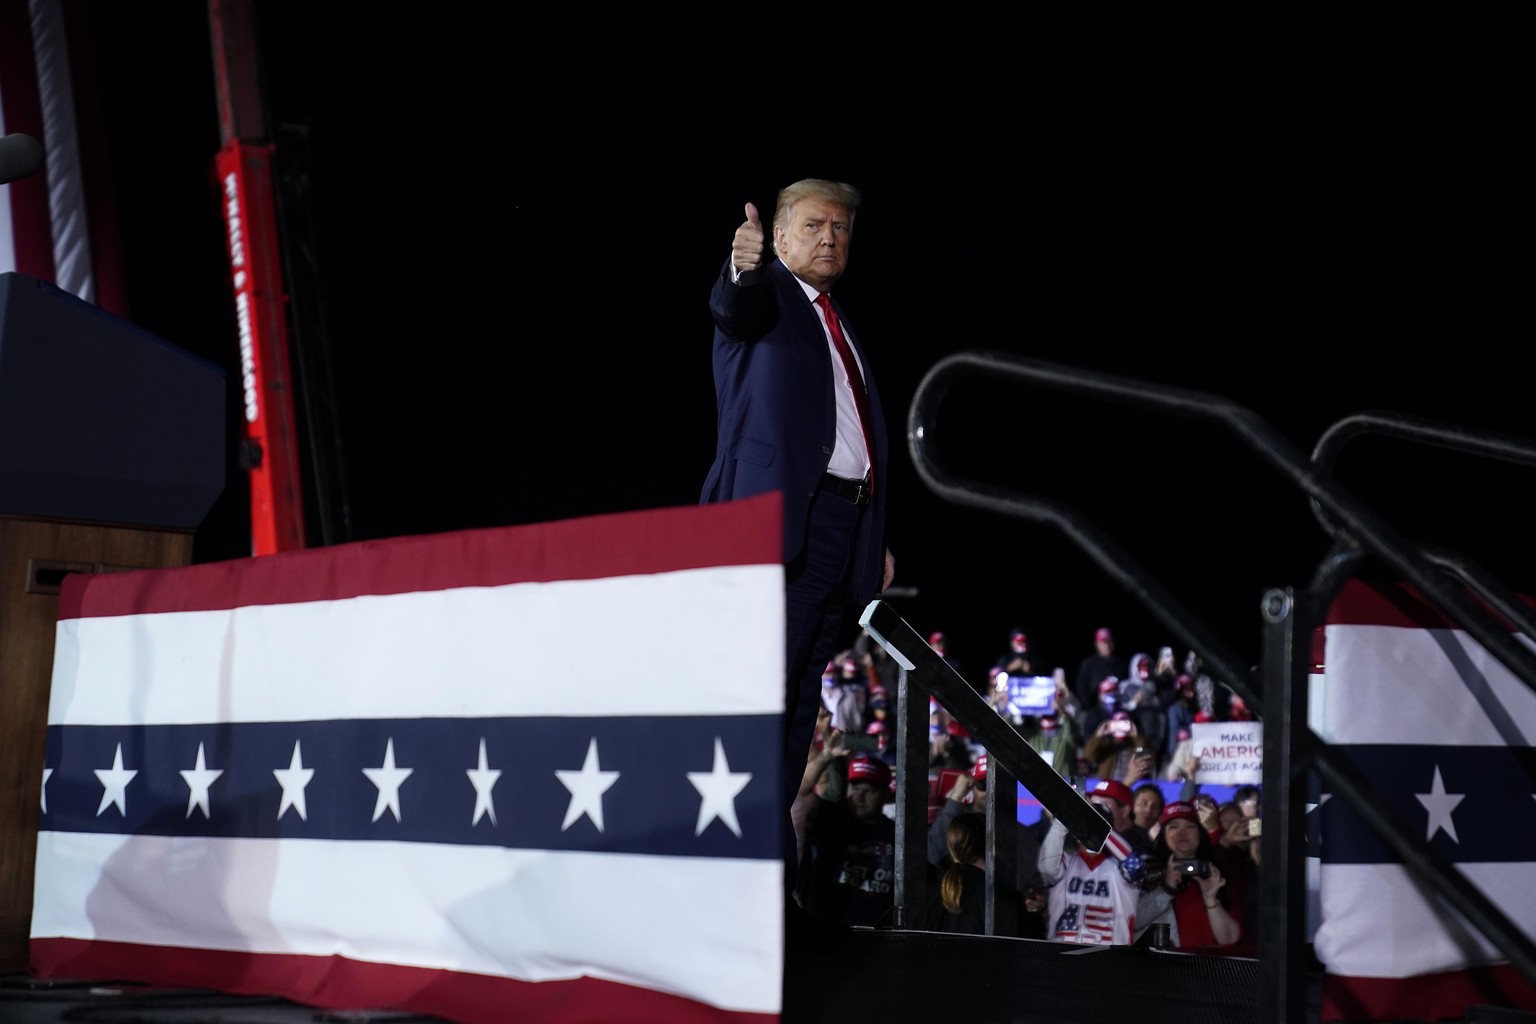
[0,272,225,530]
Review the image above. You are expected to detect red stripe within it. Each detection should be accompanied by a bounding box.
[58,493,783,620]
[30,938,778,1024]
[1322,965,1536,1023]
[1325,578,1536,630]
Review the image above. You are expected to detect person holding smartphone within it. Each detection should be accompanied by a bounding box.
[1084,710,1144,783]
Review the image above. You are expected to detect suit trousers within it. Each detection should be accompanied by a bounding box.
[782,487,864,823]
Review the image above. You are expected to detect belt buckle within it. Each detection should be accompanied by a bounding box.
[852,477,868,506]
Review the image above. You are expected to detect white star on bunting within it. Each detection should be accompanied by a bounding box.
[179,742,224,820]
[274,741,315,822]
[1415,764,1465,842]
[466,738,502,827]
[94,744,137,817]
[556,737,619,832]
[363,738,413,823]
[687,737,753,837]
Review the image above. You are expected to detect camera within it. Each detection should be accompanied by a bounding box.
[1170,858,1211,879]
[843,733,882,753]
[1247,817,1263,837]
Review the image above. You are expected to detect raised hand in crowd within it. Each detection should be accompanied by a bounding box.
[1193,792,1221,834]
[1121,745,1156,786]
[1167,747,1201,783]
[1216,802,1259,857]
[945,770,974,805]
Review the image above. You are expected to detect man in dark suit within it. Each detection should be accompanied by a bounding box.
[701,178,895,839]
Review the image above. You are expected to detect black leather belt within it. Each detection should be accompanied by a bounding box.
[820,472,871,507]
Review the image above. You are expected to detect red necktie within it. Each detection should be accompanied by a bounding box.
[815,292,875,493]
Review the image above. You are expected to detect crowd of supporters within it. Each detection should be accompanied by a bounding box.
[795,622,1265,951]
[820,623,1256,784]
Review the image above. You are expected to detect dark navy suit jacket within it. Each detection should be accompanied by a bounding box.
[700,257,889,608]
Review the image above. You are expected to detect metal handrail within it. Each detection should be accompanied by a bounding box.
[911,352,1536,701]
[1313,410,1536,476]
[1310,410,1536,643]
[903,349,1536,1000]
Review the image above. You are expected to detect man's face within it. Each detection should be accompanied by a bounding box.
[845,780,886,821]
[1133,789,1162,828]
[774,197,851,291]
[1096,639,1113,656]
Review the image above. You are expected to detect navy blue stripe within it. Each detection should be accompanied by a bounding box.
[42,715,781,861]
[1317,744,1536,864]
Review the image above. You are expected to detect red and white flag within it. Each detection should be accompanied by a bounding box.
[1313,579,1536,1021]
[32,494,787,1024]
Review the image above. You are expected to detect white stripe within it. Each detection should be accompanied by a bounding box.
[49,565,784,726]
[1306,668,1325,942]
[1314,862,1536,978]
[1305,853,1322,942]
[32,831,783,1013]
[1320,624,1536,744]
[1312,623,1536,981]
[1306,669,1326,737]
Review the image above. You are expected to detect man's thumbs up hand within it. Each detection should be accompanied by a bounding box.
[732,201,766,274]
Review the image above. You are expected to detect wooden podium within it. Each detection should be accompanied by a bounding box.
[0,272,225,969]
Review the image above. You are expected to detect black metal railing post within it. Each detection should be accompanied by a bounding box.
[893,660,928,929]
[1256,587,1313,1024]
[986,757,1018,937]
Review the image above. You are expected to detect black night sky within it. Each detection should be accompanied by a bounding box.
[65,5,1536,681]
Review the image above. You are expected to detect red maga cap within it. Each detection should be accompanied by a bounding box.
[1088,779,1133,807]
[847,755,892,790]
[970,753,989,781]
[1160,800,1200,826]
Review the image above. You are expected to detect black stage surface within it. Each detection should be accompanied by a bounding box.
[0,925,1301,1024]
[9,926,1536,1023]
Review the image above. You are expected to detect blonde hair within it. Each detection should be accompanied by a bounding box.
[941,814,987,914]
[771,178,861,251]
